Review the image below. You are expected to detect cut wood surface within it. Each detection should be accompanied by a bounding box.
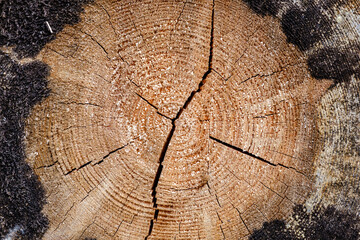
[25,0,333,239]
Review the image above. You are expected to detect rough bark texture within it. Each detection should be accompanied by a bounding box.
[0,0,359,239]
[307,77,360,213]
[0,0,90,238]
[0,52,49,239]
[0,0,91,58]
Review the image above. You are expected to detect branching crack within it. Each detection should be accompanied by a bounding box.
[80,30,109,59]
[95,73,111,83]
[220,225,226,239]
[233,26,260,66]
[259,181,284,199]
[277,163,308,177]
[36,160,58,169]
[236,62,304,85]
[98,3,117,38]
[232,204,250,234]
[95,143,130,165]
[64,144,129,175]
[210,136,276,166]
[215,193,222,207]
[48,47,67,58]
[270,149,298,159]
[97,3,130,65]
[213,68,227,81]
[210,136,308,177]
[170,1,188,41]
[136,93,172,120]
[145,1,215,239]
[128,77,140,88]
[52,202,75,233]
[58,101,102,108]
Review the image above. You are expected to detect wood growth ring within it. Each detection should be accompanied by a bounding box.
[23,0,342,239]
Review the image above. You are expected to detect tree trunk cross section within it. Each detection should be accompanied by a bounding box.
[25,0,332,239]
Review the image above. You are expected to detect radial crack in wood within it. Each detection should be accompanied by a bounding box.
[24,0,333,239]
[147,3,214,236]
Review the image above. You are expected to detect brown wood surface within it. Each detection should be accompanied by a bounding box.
[24,0,334,239]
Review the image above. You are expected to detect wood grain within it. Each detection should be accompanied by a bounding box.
[24,0,333,239]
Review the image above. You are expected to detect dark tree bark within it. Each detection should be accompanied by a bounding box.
[1,0,359,239]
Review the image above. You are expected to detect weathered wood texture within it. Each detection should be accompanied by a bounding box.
[22,0,342,239]
[307,77,360,212]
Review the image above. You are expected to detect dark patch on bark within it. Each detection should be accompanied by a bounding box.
[249,204,360,240]
[292,205,360,240]
[242,0,283,16]
[0,52,49,239]
[249,220,296,240]
[243,0,358,85]
[281,6,332,51]
[0,0,91,238]
[0,0,91,58]
[308,45,360,83]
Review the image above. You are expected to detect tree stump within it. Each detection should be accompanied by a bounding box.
[17,0,357,239]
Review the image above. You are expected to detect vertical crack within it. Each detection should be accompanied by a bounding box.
[232,204,251,234]
[145,1,215,239]
[170,1,188,41]
[220,225,226,239]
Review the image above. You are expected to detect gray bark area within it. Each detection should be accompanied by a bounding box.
[307,77,360,214]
